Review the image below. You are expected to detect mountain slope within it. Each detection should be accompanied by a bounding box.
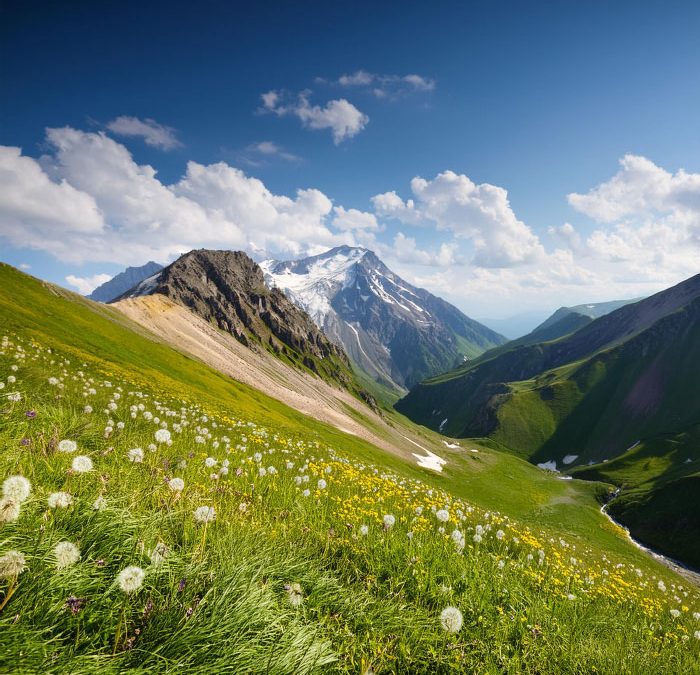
[396,273,700,566]
[534,297,643,333]
[2,262,698,672]
[117,249,364,397]
[262,246,506,392]
[88,261,163,302]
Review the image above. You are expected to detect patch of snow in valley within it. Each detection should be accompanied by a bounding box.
[439,418,448,432]
[562,454,579,465]
[537,460,558,471]
[442,441,460,449]
[400,435,446,472]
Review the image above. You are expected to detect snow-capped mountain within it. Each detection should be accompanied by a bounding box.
[88,261,163,303]
[261,246,507,391]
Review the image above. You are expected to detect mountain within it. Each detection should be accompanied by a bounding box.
[261,246,507,393]
[88,261,163,302]
[534,297,643,333]
[396,273,700,566]
[116,249,366,398]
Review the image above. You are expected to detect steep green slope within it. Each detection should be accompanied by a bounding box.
[2,263,699,672]
[396,274,700,567]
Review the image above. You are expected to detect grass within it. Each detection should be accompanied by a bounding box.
[1,264,700,672]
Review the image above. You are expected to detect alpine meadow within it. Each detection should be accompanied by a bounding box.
[2,1,700,673]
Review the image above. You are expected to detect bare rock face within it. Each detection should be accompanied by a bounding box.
[117,250,362,393]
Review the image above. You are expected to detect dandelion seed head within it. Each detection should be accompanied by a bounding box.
[154,428,171,444]
[440,606,463,633]
[168,477,184,491]
[2,475,31,503]
[193,505,215,524]
[128,448,144,463]
[0,496,21,523]
[71,455,93,473]
[48,491,73,509]
[54,541,80,569]
[0,550,26,578]
[436,509,449,523]
[117,566,145,593]
[57,439,77,453]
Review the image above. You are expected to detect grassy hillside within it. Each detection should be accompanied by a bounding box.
[396,276,700,568]
[1,264,699,673]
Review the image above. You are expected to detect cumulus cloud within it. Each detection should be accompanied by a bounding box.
[392,233,461,266]
[331,206,379,231]
[106,116,182,150]
[260,91,368,143]
[0,127,366,265]
[563,154,700,279]
[372,170,544,267]
[0,145,105,259]
[336,70,435,98]
[65,273,112,294]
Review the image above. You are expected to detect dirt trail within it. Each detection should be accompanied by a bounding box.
[113,295,436,463]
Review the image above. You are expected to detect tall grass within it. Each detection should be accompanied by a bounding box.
[1,333,699,673]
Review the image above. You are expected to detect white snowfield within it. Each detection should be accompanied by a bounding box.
[260,248,368,327]
[400,435,447,472]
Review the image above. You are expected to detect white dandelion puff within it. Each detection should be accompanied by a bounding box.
[383,514,396,529]
[54,541,81,570]
[359,524,369,536]
[57,439,77,453]
[168,477,184,492]
[117,566,145,593]
[193,505,215,524]
[71,455,93,473]
[440,606,463,633]
[2,475,31,503]
[0,550,27,578]
[496,529,505,540]
[154,429,171,444]
[436,509,449,523]
[317,479,327,490]
[128,448,144,463]
[93,495,107,511]
[48,491,73,509]
[0,497,21,523]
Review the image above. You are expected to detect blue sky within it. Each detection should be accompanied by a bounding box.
[1,0,699,323]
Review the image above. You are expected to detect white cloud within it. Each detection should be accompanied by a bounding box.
[240,141,299,165]
[0,127,362,265]
[106,116,182,150]
[391,232,461,266]
[373,170,544,267]
[336,71,436,98]
[65,273,112,294]
[0,145,106,260]
[19,263,31,270]
[261,91,368,144]
[568,154,700,224]
[562,154,700,280]
[331,206,379,231]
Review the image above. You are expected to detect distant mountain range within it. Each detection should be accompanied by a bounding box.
[396,273,700,567]
[534,298,643,334]
[262,246,506,393]
[88,261,163,302]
